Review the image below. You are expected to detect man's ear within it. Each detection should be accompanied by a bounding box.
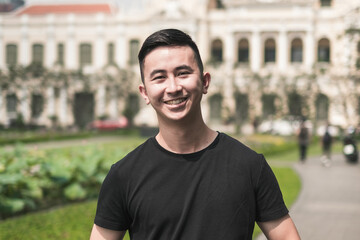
[202,72,211,94]
[139,84,150,105]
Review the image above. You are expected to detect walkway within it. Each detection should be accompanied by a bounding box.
[257,153,360,240]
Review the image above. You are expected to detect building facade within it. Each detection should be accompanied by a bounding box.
[0,0,359,133]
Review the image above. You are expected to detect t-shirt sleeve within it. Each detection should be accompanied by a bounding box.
[94,164,131,231]
[254,155,289,222]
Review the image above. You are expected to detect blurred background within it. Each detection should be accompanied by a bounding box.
[0,0,359,136]
[0,0,359,239]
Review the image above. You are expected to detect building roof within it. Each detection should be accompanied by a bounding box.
[16,4,113,15]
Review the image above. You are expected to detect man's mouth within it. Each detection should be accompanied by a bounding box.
[164,98,187,105]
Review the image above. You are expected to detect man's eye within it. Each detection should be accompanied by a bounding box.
[178,72,189,77]
[153,75,165,80]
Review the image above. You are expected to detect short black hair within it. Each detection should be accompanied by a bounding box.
[138,28,204,83]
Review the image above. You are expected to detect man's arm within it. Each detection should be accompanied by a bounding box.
[90,224,126,240]
[257,214,300,240]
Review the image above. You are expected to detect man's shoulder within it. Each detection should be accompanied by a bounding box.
[219,133,258,154]
[111,137,155,169]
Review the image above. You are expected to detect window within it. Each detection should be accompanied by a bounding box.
[235,93,249,123]
[31,94,44,119]
[211,39,223,62]
[287,91,303,117]
[32,44,44,64]
[318,38,330,62]
[108,43,115,64]
[356,42,360,70]
[209,94,223,121]
[79,43,92,67]
[320,0,332,7]
[6,94,17,115]
[291,38,303,63]
[262,94,277,118]
[57,43,64,66]
[315,94,329,121]
[6,44,17,66]
[129,39,139,65]
[264,38,276,63]
[237,39,249,63]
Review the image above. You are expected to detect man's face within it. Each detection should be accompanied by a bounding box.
[139,46,210,124]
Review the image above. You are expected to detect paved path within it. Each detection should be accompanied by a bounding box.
[257,154,360,240]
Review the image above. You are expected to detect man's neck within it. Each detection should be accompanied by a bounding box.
[156,118,217,154]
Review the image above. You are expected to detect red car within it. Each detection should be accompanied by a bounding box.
[90,117,128,130]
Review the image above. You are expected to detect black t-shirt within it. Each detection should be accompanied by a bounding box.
[94,133,288,240]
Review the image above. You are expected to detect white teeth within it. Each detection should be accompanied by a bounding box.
[166,98,186,105]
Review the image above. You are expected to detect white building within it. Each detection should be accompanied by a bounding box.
[0,0,359,133]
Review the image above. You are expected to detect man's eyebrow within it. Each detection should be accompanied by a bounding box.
[149,69,166,78]
[175,65,194,72]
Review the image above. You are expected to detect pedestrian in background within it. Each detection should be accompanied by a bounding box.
[297,119,310,163]
[321,124,333,167]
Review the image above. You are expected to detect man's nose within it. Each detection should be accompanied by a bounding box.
[166,76,182,93]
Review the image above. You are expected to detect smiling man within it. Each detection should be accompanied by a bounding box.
[90,29,300,240]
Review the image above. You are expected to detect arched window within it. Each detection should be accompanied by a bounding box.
[57,43,65,66]
[6,44,17,66]
[317,38,330,62]
[320,0,332,7]
[356,41,360,69]
[31,94,44,119]
[211,39,223,62]
[235,93,249,124]
[237,38,249,63]
[6,93,17,118]
[291,38,303,63]
[129,39,140,65]
[264,38,276,63]
[287,91,303,117]
[262,94,277,119]
[209,94,223,121]
[32,43,44,64]
[315,93,329,121]
[79,43,92,66]
[108,43,115,64]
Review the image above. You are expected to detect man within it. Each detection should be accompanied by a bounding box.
[90,29,300,240]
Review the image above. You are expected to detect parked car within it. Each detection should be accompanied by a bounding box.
[90,116,128,130]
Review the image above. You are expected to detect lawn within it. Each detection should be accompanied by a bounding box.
[0,134,309,239]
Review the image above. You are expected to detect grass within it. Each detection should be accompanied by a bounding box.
[0,134,312,239]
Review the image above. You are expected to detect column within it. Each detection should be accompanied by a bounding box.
[20,87,30,123]
[46,14,56,68]
[66,14,76,70]
[96,84,106,117]
[197,19,209,66]
[305,28,315,70]
[251,30,261,72]
[20,15,30,66]
[116,24,126,68]
[0,16,4,68]
[0,87,4,125]
[46,87,55,117]
[59,87,67,126]
[109,89,118,119]
[278,29,288,73]
[95,13,105,69]
[224,31,235,111]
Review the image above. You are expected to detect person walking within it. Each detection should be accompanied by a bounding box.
[90,29,300,240]
[297,120,310,163]
[321,125,333,167]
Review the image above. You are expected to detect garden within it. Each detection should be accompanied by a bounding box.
[0,131,331,239]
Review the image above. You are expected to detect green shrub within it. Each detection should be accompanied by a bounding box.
[0,143,130,219]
